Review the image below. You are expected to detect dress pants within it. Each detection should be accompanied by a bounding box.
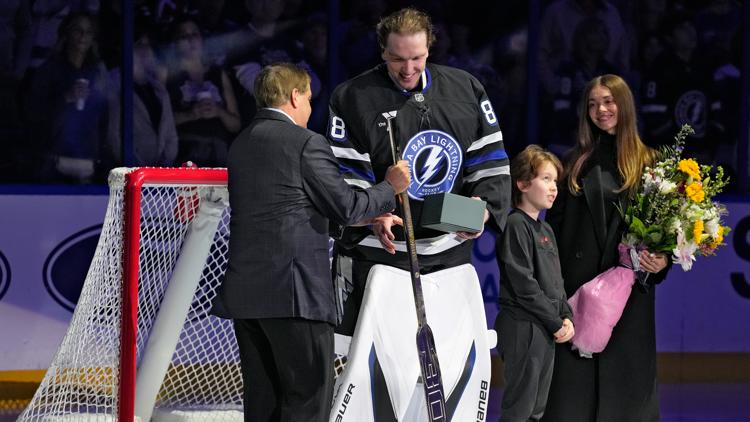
[233,318,334,422]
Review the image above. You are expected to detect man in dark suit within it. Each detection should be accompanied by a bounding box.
[214,63,410,422]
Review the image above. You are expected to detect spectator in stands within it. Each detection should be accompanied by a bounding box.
[191,0,242,36]
[539,0,629,97]
[636,31,663,75]
[545,17,618,154]
[693,0,741,70]
[299,13,328,134]
[108,24,177,167]
[188,0,246,68]
[623,0,667,72]
[26,0,98,72]
[706,29,741,191]
[0,0,33,180]
[28,11,111,183]
[166,17,241,168]
[426,22,453,65]
[640,13,714,161]
[0,0,32,82]
[338,0,386,79]
[223,0,321,126]
[491,26,528,159]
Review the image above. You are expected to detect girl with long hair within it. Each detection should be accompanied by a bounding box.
[542,74,670,422]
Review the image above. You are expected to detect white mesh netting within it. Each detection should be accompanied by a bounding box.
[18,168,242,421]
[18,168,350,422]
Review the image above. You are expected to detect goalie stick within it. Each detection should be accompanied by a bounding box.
[383,111,446,421]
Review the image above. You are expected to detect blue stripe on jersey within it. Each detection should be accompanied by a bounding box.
[464,150,509,168]
[423,67,432,91]
[338,164,376,183]
[398,67,433,97]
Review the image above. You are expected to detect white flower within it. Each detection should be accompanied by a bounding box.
[673,231,698,271]
[671,218,683,234]
[673,243,698,271]
[684,204,704,221]
[703,205,718,221]
[658,180,677,194]
[705,218,721,238]
[642,173,658,194]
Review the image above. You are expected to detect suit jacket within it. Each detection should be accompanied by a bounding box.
[215,109,397,324]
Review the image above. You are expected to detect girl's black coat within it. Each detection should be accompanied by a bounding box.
[541,143,669,422]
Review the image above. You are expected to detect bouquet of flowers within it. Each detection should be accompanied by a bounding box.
[620,124,730,271]
[568,124,730,358]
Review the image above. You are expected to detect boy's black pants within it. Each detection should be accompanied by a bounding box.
[496,313,555,422]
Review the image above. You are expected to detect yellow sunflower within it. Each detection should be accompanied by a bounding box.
[685,182,705,202]
[710,226,725,249]
[693,220,704,243]
[678,159,701,180]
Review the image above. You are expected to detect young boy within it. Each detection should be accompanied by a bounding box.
[495,145,574,422]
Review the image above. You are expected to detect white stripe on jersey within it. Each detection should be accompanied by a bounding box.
[344,178,374,189]
[358,233,466,255]
[466,131,503,152]
[463,165,510,183]
[331,146,372,162]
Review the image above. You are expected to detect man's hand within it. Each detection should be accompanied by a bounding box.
[385,160,410,193]
[456,197,489,240]
[370,213,404,254]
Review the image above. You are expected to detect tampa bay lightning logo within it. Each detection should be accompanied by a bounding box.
[675,90,706,137]
[43,225,101,312]
[0,250,10,301]
[403,130,463,200]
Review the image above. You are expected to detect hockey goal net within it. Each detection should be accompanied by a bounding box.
[18,167,242,421]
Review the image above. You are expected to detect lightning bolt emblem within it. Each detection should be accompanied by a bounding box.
[418,147,444,189]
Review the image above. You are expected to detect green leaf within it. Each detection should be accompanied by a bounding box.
[647,231,663,245]
[630,216,647,238]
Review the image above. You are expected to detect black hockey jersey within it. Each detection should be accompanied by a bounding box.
[641,51,713,154]
[327,63,511,267]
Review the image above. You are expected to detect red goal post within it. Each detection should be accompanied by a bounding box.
[119,167,229,422]
[19,167,240,422]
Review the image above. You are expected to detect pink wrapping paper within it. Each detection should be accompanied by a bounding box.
[567,244,637,357]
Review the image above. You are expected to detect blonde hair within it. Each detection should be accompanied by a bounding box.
[511,145,563,207]
[253,63,311,108]
[566,74,656,197]
[376,8,435,51]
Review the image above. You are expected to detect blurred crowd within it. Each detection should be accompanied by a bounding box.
[0,0,744,191]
